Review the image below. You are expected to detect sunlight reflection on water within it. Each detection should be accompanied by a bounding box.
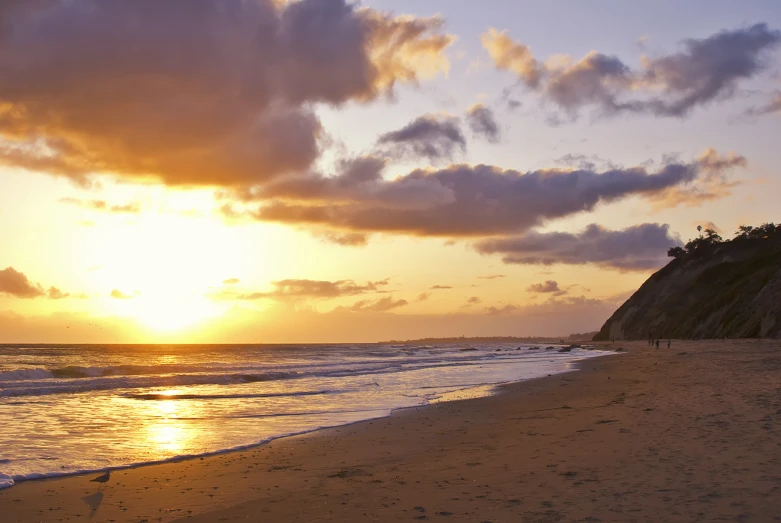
[0,343,609,481]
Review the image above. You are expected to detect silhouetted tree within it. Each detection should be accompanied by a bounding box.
[703,228,722,243]
[671,221,778,261]
[668,246,686,259]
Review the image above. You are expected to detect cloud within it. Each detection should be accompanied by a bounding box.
[466,296,482,305]
[485,304,520,315]
[526,280,565,294]
[348,296,408,312]
[485,294,610,316]
[0,267,83,299]
[430,285,453,290]
[483,24,781,118]
[417,292,431,301]
[221,149,744,237]
[477,274,506,280]
[314,231,369,247]
[475,223,681,271]
[0,0,453,186]
[553,153,619,171]
[0,267,45,298]
[743,91,781,118]
[222,278,240,285]
[46,287,79,300]
[639,24,781,116]
[466,104,501,143]
[376,114,466,162]
[58,198,141,214]
[482,28,541,87]
[226,155,453,209]
[110,289,135,300]
[215,278,390,301]
[646,149,746,208]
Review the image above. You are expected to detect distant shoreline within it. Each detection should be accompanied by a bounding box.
[379,336,587,344]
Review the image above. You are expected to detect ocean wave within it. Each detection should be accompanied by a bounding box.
[0,349,588,398]
[0,473,13,489]
[124,389,337,400]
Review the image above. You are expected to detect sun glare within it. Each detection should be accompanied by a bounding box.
[129,294,222,332]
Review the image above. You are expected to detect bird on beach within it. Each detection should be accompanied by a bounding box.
[89,471,110,484]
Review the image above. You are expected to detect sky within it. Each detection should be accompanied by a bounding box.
[1,0,780,343]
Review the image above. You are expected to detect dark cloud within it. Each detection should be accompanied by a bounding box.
[221,149,743,237]
[484,24,781,118]
[348,296,408,312]
[216,278,389,301]
[0,267,45,298]
[110,289,135,300]
[640,24,781,116]
[475,223,681,271]
[0,0,453,186]
[430,285,453,290]
[466,104,501,143]
[228,155,452,209]
[545,52,634,115]
[553,153,619,171]
[376,114,466,162]
[526,280,565,294]
[58,198,141,213]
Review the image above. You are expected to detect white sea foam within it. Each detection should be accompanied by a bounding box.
[0,473,14,489]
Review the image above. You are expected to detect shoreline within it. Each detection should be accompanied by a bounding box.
[0,348,610,490]
[3,339,780,521]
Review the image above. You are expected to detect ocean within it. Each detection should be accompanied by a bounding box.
[0,342,608,489]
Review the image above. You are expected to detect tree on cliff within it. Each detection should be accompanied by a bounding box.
[670,222,778,260]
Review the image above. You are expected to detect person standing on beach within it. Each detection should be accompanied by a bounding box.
[667,339,671,349]
[655,339,660,349]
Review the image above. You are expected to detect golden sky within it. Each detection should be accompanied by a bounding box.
[1,1,780,342]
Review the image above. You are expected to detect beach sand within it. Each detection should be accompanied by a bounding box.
[3,339,780,522]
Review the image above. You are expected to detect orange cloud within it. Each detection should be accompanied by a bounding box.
[481,28,541,87]
[0,267,45,298]
[58,198,141,213]
[214,278,390,301]
[0,267,83,300]
[0,0,453,186]
[346,296,408,313]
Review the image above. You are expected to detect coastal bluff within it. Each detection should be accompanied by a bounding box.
[594,226,781,340]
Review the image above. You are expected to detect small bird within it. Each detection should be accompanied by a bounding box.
[90,471,110,484]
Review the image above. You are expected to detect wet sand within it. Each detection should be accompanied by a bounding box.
[3,339,781,522]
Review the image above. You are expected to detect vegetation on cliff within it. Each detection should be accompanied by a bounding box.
[594,222,781,340]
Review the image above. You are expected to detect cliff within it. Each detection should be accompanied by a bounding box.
[594,233,781,340]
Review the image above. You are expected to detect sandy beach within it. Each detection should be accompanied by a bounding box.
[3,339,781,522]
